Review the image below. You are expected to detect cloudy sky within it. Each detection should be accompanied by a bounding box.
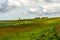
[0,0,60,20]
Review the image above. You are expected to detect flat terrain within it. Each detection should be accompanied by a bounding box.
[0,18,60,40]
[0,25,36,35]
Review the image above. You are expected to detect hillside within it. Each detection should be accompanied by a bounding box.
[0,17,60,40]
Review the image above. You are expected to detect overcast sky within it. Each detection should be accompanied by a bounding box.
[0,0,60,20]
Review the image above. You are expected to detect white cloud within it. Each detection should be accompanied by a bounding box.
[8,0,22,6]
[0,0,60,19]
[30,8,37,12]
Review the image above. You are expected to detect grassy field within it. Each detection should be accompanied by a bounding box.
[0,17,60,40]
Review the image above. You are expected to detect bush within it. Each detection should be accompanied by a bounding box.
[35,27,59,40]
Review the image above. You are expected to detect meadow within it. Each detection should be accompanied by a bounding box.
[0,17,60,40]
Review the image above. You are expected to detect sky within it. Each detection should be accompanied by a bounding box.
[0,0,60,20]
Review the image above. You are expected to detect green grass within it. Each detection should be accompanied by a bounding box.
[0,18,60,40]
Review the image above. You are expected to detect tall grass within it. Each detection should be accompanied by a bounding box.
[0,18,60,40]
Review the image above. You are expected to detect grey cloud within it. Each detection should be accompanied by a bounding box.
[44,0,60,3]
[0,0,60,16]
[44,0,54,3]
[44,6,60,15]
[0,0,10,13]
[0,0,8,12]
[0,0,20,13]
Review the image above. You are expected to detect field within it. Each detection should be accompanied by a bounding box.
[0,17,60,40]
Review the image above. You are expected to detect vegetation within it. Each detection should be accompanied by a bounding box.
[0,17,60,40]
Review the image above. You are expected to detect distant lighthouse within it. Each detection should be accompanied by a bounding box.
[19,17,20,20]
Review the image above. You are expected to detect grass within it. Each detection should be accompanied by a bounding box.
[0,17,60,40]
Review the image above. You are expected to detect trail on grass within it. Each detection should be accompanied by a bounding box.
[55,25,60,36]
[0,25,39,35]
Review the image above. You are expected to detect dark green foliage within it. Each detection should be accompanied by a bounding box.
[35,17,40,19]
[36,38,41,40]
[35,27,59,40]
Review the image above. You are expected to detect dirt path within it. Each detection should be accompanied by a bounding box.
[0,25,35,35]
[55,25,60,36]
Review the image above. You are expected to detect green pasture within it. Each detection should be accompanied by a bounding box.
[0,18,60,40]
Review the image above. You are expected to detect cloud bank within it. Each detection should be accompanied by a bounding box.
[0,0,60,20]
